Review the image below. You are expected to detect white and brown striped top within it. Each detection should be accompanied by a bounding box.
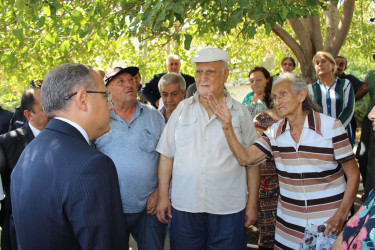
[254,110,355,249]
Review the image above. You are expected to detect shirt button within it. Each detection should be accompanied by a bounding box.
[328,105,330,107]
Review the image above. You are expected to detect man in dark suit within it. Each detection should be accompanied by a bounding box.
[10,63,127,249]
[141,55,195,108]
[0,87,49,250]
[0,107,13,135]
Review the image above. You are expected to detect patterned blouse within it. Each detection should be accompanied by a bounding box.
[253,112,280,248]
[341,188,375,249]
[242,92,268,118]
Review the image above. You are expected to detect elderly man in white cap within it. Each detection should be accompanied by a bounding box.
[155,48,260,249]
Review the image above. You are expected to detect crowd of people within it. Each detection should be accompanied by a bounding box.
[0,47,374,250]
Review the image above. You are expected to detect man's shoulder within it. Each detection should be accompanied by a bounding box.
[0,124,30,143]
[0,107,13,117]
[181,73,195,82]
[139,102,165,123]
[151,73,166,80]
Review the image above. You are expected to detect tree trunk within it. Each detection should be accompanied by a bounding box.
[271,0,355,84]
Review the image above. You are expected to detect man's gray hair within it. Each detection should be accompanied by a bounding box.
[166,55,180,64]
[222,61,229,71]
[272,73,321,112]
[41,63,95,117]
[158,73,186,93]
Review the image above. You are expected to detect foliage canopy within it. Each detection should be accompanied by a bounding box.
[0,0,374,109]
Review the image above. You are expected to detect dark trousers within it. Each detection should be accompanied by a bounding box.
[170,207,247,250]
[124,209,167,250]
[1,214,17,250]
[356,116,371,188]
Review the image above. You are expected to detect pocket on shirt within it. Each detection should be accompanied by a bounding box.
[176,116,197,146]
[139,129,158,153]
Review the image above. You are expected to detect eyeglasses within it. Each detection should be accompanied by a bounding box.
[64,90,112,104]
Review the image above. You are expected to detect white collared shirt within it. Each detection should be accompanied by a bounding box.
[156,91,257,214]
[54,117,89,143]
[28,122,42,137]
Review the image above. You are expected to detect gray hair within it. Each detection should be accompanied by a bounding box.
[158,73,186,93]
[273,73,321,113]
[166,55,180,64]
[41,63,95,117]
[222,61,229,71]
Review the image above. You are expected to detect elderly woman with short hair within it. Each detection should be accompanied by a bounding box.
[208,73,359,249]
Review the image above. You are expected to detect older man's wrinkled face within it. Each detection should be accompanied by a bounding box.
[107,73,137,104]
[195,61,229,99]
[166,59,181,74]
[160,83,185,113]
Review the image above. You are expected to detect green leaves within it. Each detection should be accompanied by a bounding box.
[71,10,84,26]
[42,33,57,47]
[60,40,70,55]
[184,34,192,50]
[98,28,108,38]
[13,29,24,43]
[0,0,372,111]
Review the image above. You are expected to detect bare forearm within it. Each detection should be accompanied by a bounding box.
[157,155,173,199]
[246,164,260,208]
[336,159,360,219]
[355,84,370,101]
[222,123,265,165]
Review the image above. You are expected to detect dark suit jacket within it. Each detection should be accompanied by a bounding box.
[0,123,34,221]
[141,72,195,107]
[0,107,13,135]
[11,119,127,250]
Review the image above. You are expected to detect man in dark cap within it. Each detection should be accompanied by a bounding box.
[95,67,167,249]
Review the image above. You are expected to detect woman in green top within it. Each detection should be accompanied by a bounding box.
[242,66,272,117]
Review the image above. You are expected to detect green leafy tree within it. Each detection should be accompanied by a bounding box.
[0,0,374,109]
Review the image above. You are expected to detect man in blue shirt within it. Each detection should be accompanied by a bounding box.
[95,67,167,250]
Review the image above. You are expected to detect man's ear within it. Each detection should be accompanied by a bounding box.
[183,89,187,98]
[24,109,32,121]
[74,89,89,111]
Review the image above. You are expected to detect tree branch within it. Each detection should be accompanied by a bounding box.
[323,1,339,53]
[308,16,323,52]
[288,18,314,65]
[271,23,305,64]
[330,0,355,56]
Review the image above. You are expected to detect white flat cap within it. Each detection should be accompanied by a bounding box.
[191,47,230,63]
